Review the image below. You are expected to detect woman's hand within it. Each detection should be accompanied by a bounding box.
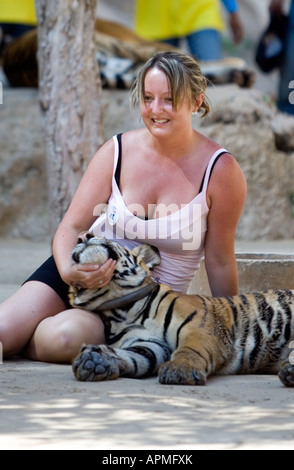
[67,258,117,290]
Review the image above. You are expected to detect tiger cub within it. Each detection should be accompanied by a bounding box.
[70,236,294,387]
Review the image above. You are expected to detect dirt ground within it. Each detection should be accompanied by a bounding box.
[1,239,294,450]
[1,358,294,450]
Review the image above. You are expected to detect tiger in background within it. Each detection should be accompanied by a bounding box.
[70,235,294,387]
[0,18,255,89]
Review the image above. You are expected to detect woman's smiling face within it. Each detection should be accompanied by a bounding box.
[140,67,196,138]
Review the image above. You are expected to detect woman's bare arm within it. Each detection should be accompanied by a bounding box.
[204,154,247,297]
[52,138,116,288]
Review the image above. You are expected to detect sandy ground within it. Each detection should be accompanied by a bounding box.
[0,239,294,450]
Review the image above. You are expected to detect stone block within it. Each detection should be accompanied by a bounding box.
[188,253,294,296]
[0,89,48,240]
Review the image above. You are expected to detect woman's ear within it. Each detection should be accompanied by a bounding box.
[194,93,205,112]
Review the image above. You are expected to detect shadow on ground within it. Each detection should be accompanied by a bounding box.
[0,358,293,450]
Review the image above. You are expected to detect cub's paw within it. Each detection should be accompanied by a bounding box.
[279,361,294,387]
[158,361,207,386]
[72,344,120,382]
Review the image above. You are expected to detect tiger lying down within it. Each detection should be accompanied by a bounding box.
[70,236,294,387]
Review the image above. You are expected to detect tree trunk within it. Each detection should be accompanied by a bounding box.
[36,0,103,236]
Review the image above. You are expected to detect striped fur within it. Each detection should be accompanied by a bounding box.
[70,237,294,386]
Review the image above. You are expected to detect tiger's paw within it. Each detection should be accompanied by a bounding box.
[158,361,207,386]
[72,344,120,382]
[279,361,294,387]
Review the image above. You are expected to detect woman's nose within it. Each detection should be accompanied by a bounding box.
[151,98,163,114]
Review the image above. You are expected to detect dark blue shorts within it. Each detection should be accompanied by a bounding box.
[24,256,72,309]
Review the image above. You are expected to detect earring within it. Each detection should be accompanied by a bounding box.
[192,111,198,117]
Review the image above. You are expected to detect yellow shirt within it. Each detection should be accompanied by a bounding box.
[0,0,36,25]
[135,0,224,40]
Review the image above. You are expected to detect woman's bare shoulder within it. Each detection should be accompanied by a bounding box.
[196,131,244,183]
[121,128,149,146]
[207,150,247,207]
[212,151,245,184]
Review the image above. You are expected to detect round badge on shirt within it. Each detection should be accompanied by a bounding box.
[108,205,119,226]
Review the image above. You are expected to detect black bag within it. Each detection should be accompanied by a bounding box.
[255,13,288,73]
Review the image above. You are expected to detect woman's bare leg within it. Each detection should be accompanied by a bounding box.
[25,309,106,363]
[0,281,67,357]
[0,280,105,364]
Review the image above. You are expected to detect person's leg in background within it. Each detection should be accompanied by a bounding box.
[162,37,181,48]
[187,29,223,61]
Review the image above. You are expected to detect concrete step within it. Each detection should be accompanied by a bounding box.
[189,252,294,296]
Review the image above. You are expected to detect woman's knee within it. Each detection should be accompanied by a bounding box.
[51,310,106,356]
[0,281,68,357]
[25,309,106,363]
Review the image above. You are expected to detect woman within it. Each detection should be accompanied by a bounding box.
[0,52,247,364]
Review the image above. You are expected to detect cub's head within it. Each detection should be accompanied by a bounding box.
[69,236,161,310]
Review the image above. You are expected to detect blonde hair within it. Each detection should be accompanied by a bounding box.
[131,51,210,117]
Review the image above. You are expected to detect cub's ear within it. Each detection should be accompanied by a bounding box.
[132,244,161,270]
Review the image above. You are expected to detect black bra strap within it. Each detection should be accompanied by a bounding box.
[115,133,123,187]
[198,151,228,194]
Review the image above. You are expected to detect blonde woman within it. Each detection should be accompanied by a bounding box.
[0,52,247,363]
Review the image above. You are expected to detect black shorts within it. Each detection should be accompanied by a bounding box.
[24,255,72,309]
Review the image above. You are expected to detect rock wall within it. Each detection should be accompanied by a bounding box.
[0,86,293,241]
[0,89,48,239]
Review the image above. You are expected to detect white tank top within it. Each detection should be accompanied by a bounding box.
[90,135,228,293]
